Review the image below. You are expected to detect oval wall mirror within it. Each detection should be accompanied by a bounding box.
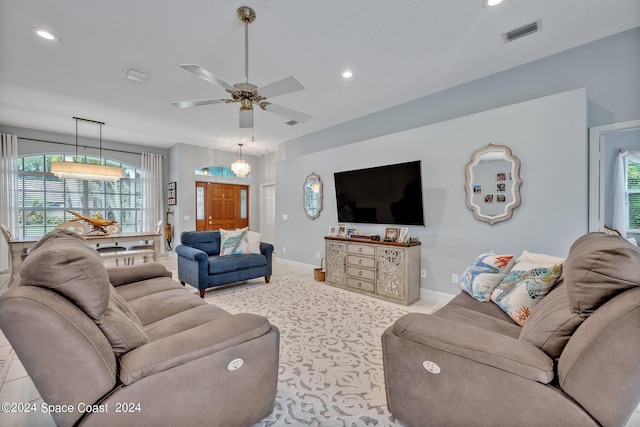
[304,172,323,219]
[465,144,522,225]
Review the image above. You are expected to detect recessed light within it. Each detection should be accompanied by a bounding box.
[342,70,353,79]
[483,0,504,8]
[33,28,59,41]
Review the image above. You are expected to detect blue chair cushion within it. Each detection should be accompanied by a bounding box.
[181,231,221,256]
[208,254,267,275]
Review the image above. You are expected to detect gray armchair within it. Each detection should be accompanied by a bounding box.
[383,233,640,427]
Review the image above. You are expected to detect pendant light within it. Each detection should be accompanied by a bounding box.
[230,143,251,177]
[50,117,123,181]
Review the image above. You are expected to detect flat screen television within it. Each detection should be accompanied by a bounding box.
[334,161,425,225]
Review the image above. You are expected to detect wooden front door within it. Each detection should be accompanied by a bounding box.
[196,182,249,231]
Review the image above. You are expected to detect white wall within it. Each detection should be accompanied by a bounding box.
[275,89,588,296]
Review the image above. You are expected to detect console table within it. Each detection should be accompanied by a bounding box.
[324,236,421,305]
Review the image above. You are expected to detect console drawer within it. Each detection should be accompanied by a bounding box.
[347,255,375,269]
[347,277,375,292]
[347,244,375,256]
[347,266,375,281]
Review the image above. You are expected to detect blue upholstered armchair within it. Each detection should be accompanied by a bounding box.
[176,230,274,298]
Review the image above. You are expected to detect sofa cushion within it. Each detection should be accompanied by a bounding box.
[180,230,221,256]
[208,253,267,275]
[97,287,149,356]
[564,232,640,316]
[18,229,111,320]
[458,252,515,302]
[519,280,583,358]
[220,228,250,255]
[491,250,564,326]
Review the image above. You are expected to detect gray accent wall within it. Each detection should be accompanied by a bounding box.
[276,89,588,297]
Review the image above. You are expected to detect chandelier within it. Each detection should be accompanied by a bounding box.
[231,143,251,177]
[50,117,123,181]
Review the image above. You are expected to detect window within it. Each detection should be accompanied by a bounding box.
[626,157,640,231]
[17,154,141,239]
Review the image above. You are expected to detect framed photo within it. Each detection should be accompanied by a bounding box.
[397,227,409,243]
[346,228,358,238]
[338,224,347,237]
[484,194,494,203]
[473,185,482,194]
[168,182,177,205]
[497,173,506,181]
[496,194,506,203]
[497,183,506,192]
[384,227,400,242]
[328,226,338,236]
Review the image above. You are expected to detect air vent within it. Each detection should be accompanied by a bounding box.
[502,20,541,43]
[285,120,299,126]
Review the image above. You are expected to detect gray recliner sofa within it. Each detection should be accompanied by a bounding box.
[0,229,280,427]
[382,232,640,427]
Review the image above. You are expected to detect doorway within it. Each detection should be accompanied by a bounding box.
[195,182,249,231]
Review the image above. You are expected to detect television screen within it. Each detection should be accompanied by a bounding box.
[334,161,425,225]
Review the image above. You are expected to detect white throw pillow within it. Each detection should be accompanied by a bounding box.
[247,231,262,254]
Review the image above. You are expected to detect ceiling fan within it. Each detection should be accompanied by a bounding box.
[173,6,311,128]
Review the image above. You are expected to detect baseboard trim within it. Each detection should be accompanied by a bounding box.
[420,289,456,304]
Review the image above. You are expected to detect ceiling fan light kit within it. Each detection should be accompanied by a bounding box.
[173,6,311,128]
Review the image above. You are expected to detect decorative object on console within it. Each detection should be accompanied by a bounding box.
[50,117,123,182]
[337,223,347,237]
[230,143,251,177]
[303,172,323,219]
[458,252,515,302]
[465,143,521,225]
[490,250,564,326]
[384,227,399,242]
[328,226,337,236]
[397,227,409,243]
[66,210,117,235]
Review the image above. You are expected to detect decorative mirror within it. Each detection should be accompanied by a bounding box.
[303,173,323,219]
[465,144,522,225]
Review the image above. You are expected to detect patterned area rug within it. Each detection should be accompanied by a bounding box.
[206,276,435,427]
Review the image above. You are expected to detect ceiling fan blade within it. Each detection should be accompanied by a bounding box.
[264,103,311,124]
[179,64,238,93]
[239,109,253,128]
[172,99,228,108]
[258,76,306,99]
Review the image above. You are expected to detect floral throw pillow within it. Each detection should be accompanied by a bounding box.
[459,252,515,302]
[491,250,565,326]
[219,229,249,256]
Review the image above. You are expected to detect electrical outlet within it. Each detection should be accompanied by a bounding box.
[282,214,288,221]
[420,269,427,279]
[316,252,321,259]
[451,274,459,284]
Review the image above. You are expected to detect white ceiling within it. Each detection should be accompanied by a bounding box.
[1,0,639,156]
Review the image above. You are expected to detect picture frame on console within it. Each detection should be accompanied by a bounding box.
[328,226,337,236]
[384,227,399,242]
[338,224,347,237]
[397,227,409,244]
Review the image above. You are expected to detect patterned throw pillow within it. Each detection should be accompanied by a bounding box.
[459,252,515,302]
[491,250,565,326]
[219,228,249,255]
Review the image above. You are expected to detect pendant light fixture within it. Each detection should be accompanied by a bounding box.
[230,143,251,177]
[50,117,123,181]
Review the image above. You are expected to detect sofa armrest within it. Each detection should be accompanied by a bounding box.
[107,262,172,287]
[392,313,554,383]
[175,244,208,262]
[119,313,271,385]
[175,244,209,288]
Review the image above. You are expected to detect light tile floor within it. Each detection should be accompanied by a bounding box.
[0,254,638,427]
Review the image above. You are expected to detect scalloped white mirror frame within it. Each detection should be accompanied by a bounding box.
[465,144,522,225]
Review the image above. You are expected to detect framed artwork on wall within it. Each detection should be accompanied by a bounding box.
[168,182,177,205]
